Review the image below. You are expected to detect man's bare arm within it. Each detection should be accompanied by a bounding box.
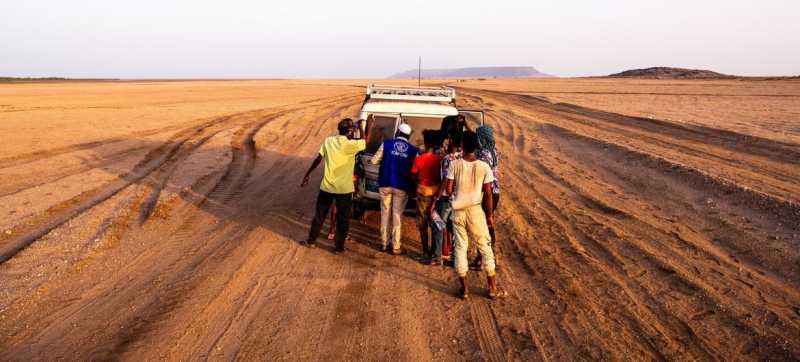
[482,183,494,226]
[446,179,454,196]
[459,115,474,132]
[365,124,370,142]
[370,143,383,165]
[301,154,323,187]
[363,115,373,141]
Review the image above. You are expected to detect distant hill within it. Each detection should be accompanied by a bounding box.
[389,66,551,79]
[0,77,118,82]
[0,77,74,82]
[608,67,735,79]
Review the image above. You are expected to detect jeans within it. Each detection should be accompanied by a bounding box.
[308,190,352,250]
[379,187,408,250]
[431,196,453,259]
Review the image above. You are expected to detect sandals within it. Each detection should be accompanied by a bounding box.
[488,289,508,300]
[328,233,352,241]
[459,287,470,300]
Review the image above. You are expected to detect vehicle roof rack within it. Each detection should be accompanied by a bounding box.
[367,84,456,102]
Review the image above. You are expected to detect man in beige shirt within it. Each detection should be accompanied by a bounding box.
[445,131,507,300]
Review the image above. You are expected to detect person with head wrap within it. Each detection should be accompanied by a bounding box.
[472,124,502,267]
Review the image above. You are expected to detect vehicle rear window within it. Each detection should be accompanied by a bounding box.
[366,115,396,154]
[403,116,444,150]
[460,111,484,131]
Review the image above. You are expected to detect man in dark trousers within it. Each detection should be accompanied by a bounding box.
[301,118,368,253]
[412,130,443,264]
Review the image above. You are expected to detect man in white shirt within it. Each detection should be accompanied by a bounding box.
[445,131,507,300]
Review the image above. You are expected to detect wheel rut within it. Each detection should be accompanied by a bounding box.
[0,117,222,264]
[469,300,508,362]
[458,88,800,359]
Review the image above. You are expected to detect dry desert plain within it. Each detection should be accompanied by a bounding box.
[0,78,799,360]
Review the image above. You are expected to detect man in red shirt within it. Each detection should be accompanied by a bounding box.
[411,130,443,264]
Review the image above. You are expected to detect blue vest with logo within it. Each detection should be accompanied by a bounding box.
[378,137,418,191]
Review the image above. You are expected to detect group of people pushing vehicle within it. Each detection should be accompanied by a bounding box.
[301,114,506,300]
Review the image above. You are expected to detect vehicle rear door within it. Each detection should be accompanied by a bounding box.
[359,113,399,199]
[400,114,446,150]
[365,113,400,154]
[458,109,485,129]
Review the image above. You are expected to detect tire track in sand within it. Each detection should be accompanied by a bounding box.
[459,88,800,359]
[0,117,226,264]
[469,300,508,362]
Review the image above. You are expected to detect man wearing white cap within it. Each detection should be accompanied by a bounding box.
[370,122,418,254]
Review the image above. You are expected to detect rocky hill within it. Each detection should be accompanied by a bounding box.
[389,66,551,79]
[608,67,734,79]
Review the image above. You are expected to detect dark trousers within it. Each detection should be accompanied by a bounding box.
[308,190,352,250]
[416,194,435,256]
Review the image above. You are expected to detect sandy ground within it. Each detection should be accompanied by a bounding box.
[0,79,798,360]
[457,78,800,144]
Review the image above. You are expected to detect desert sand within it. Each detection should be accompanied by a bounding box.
[1,79,798,360]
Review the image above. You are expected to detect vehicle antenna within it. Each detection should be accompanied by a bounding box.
[418,56,421,87]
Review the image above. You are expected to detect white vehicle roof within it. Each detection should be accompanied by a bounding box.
[361,100,458,117]
[367,84,456,102]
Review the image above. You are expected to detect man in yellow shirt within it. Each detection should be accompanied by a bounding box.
[301,118,368,252]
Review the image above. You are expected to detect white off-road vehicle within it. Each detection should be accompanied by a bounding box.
[354,84,484,215]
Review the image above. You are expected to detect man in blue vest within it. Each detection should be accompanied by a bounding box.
[370,123,418,254]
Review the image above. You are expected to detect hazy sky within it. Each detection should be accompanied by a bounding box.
[2,0,798,78]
